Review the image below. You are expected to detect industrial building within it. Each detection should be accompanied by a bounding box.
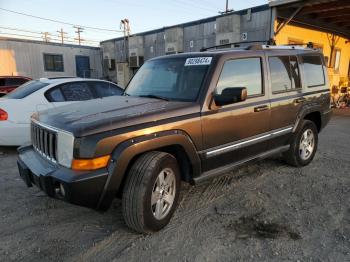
[0,38,103,79]
[101,0,350,89]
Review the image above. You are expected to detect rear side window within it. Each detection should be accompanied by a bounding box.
[46,88,65,102]
[302,55,325,87]
[92,81,123,98]
[269,56,301,93]
[60,82,94,101]
[4,80,49,99]
[216,57,263,96]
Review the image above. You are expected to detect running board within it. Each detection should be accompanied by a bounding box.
[193,145,290,184]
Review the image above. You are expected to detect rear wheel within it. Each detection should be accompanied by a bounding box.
[283,120,318,167]
[122,151,181,233]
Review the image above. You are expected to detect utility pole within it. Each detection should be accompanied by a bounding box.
[120,19,131,62]
[42,32,51,42]
[74,25,84,45]
[56,28,67,45]
[219,0,233,15]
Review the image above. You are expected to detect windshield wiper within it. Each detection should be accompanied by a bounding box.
[139,94,170,101]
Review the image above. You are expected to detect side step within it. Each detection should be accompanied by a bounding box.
[193,145,290,184]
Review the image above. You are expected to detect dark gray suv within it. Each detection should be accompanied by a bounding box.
[18,44,331,233]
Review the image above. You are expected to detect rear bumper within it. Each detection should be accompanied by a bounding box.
[18,146,109,209]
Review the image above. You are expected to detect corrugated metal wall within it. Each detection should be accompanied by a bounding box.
[183,21,216,52]
[0,39,102,79]
[100,6,272,83]
[144,31,166,60]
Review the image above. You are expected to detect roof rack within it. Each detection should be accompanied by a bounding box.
[200,41,318,52]
[200,40,269,52]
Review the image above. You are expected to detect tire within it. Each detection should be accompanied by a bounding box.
[122,151,181,233]
[283,120,318,167]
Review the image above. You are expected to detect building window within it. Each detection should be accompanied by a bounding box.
[269,56,301,93]
[216,57,263,97]
[109,59,116,71]
[331,49,341,73]
[43,54,64,72]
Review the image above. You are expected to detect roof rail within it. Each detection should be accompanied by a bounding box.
[200,40,269,52]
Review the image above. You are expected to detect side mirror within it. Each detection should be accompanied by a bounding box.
[213,87,247,107]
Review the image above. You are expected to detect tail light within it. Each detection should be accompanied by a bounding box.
[0,109,8,121]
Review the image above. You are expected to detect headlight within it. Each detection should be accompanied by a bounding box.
[57,130,75,168]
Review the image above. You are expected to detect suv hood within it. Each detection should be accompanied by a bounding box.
[36,96,200,137]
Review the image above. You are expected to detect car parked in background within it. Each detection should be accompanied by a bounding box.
[0,77,123,146]
[0,76,32,97]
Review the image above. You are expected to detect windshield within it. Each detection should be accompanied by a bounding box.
[125,57,211,101]
[4,80,49,99]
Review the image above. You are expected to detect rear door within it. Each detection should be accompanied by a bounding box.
[201,53,271,172]
[267,52,303,149]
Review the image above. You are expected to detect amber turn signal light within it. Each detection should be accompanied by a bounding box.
[72,155,111,171]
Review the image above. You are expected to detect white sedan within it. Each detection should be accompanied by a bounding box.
[0,77,123,146]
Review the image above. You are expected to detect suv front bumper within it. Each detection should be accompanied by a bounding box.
[17,146,109,209]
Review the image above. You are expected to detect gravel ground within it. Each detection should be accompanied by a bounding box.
[0,109,349,262]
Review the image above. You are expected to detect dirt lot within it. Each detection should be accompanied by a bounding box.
[0,109,349,262]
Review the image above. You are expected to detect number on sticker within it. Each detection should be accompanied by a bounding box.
[185,57,212,66]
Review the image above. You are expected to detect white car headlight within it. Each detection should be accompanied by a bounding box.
[57,130,75,168]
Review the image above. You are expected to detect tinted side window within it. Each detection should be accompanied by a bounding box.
[0,79,5,86]
[302,55,325,87]
[216,58,263,96]
[46,88,65,102]
[269,56,301,93]
[92,82,123,98]
[61,82,94,101]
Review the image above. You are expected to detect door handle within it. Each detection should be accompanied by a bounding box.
[295,97,306,104]
[254,105,269,112]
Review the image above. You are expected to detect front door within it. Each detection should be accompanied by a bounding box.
[201,55,271,172]
[76,56,91,78]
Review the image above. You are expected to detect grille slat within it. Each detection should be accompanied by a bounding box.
[31,122,57,163]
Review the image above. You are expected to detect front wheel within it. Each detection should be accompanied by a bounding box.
[122,151,181,233]
[283,120,318,167]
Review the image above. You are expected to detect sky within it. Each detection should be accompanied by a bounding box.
[0,0,267,46]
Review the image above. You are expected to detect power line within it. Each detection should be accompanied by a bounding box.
[0,32,99,46]
[172,0,218,13]
[0,7,124,33]
[0,25,101,43]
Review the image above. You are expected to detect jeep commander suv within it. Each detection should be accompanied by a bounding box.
[18,45,331,233]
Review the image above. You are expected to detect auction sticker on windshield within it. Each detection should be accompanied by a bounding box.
[185,57,212,66]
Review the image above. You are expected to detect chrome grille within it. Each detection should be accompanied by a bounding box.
[31,121,57,162]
